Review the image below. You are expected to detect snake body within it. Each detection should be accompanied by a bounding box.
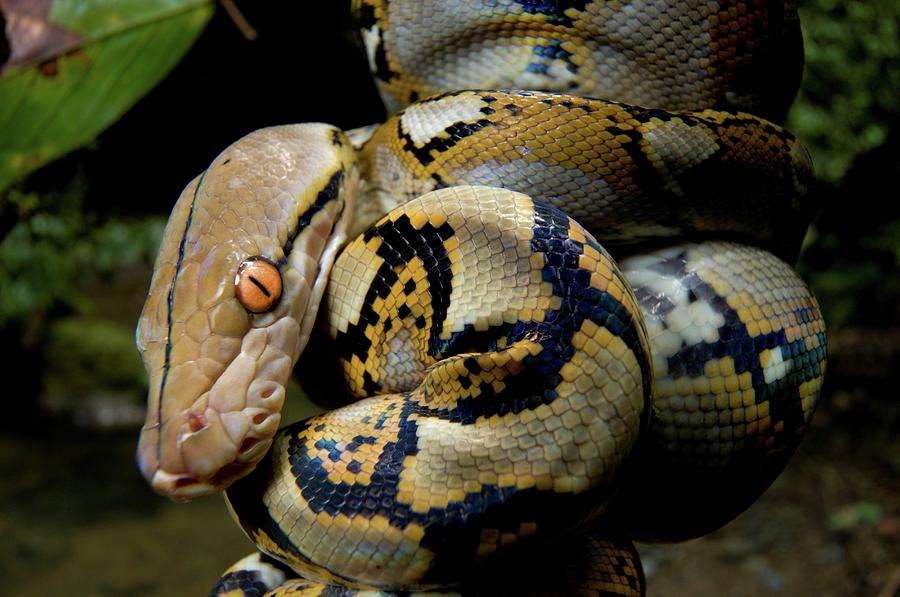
[355,0,802,120]
[134,1,826,594]
[351,89,813,257]
[225,185,652,591]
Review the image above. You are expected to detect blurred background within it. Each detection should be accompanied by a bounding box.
[1,1,898,595]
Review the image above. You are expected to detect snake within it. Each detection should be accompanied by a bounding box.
[134,1,826,595]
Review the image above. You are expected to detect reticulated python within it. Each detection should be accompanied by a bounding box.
[134,1,826,595]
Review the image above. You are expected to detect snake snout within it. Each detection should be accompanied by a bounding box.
[135,423,216,500]
[135,379,286,500]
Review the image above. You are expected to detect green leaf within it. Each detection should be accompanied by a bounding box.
[0,177,166,330]
[789,0,900,183]
[828,501,883,533]
[0,0,214,191]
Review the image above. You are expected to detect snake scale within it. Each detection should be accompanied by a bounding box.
[134,1,826,595]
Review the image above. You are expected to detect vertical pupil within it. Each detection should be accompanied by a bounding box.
[248,275,271,297]
[236,256,281,313]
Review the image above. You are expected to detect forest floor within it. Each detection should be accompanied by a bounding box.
[2,373,897,597]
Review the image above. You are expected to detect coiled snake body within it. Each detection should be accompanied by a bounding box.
[135,2,826,595]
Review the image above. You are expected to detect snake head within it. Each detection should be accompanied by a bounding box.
[136,124,357,500]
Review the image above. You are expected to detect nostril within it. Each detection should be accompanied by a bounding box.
[188,413,207,432]
[252,413,268,425]
[260,387,275,399]
[240,437,259,452]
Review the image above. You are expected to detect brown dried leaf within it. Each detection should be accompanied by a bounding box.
[0,0,81,72]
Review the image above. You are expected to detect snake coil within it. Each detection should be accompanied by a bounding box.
[135,2,826,595]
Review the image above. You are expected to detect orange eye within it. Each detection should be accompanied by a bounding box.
[235,257,282,313]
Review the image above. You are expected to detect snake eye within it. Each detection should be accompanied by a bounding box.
[235,257,282,313]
